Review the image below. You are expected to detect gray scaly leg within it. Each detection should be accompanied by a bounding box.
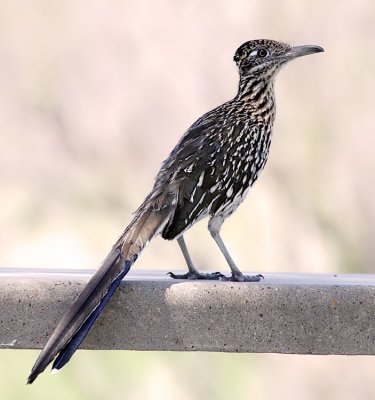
[168,235,224,280]
[208,217,263,282]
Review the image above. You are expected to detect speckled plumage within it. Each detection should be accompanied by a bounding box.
[160,84,276,239]
[28,40,323,383]
[148,41,292,241]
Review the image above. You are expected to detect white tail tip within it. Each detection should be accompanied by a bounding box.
[51,368,60,375]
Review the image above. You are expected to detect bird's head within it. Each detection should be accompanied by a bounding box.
[234,39,324,79]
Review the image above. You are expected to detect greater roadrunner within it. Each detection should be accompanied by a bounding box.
[28,39,323,383]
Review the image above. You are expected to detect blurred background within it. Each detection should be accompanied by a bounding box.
[1,0,375,398]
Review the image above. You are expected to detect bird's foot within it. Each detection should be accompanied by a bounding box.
[221,273,264,282]
[167,271,225,280]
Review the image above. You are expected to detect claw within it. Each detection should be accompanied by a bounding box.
[221,273,264,282]
[167,271,225,280]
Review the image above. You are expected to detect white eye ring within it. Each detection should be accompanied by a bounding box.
[250,49,269,57]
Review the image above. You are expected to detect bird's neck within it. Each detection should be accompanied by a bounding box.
[236,74,276,123]
[236,73,275,104]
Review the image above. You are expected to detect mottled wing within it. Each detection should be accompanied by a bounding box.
[162,116,269,240]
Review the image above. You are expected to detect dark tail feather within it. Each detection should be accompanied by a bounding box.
[27,196,175,384]
[51,259,133,372]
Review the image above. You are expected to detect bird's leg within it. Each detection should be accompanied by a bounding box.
[168,236,224,280]
[208,217,263,282]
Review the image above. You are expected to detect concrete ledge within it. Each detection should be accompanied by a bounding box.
[1,268,375,355]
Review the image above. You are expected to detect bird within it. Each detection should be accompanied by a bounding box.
[27,39,323,383]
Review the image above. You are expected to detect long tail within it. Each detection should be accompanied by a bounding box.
[27,195,175,384]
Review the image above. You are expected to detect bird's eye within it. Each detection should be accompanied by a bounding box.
[257,48,269,57]
[250,48,269,58]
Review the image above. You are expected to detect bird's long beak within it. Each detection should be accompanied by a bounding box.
[288,45,324,59]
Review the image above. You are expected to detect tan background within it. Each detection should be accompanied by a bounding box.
[1,1,375,399]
